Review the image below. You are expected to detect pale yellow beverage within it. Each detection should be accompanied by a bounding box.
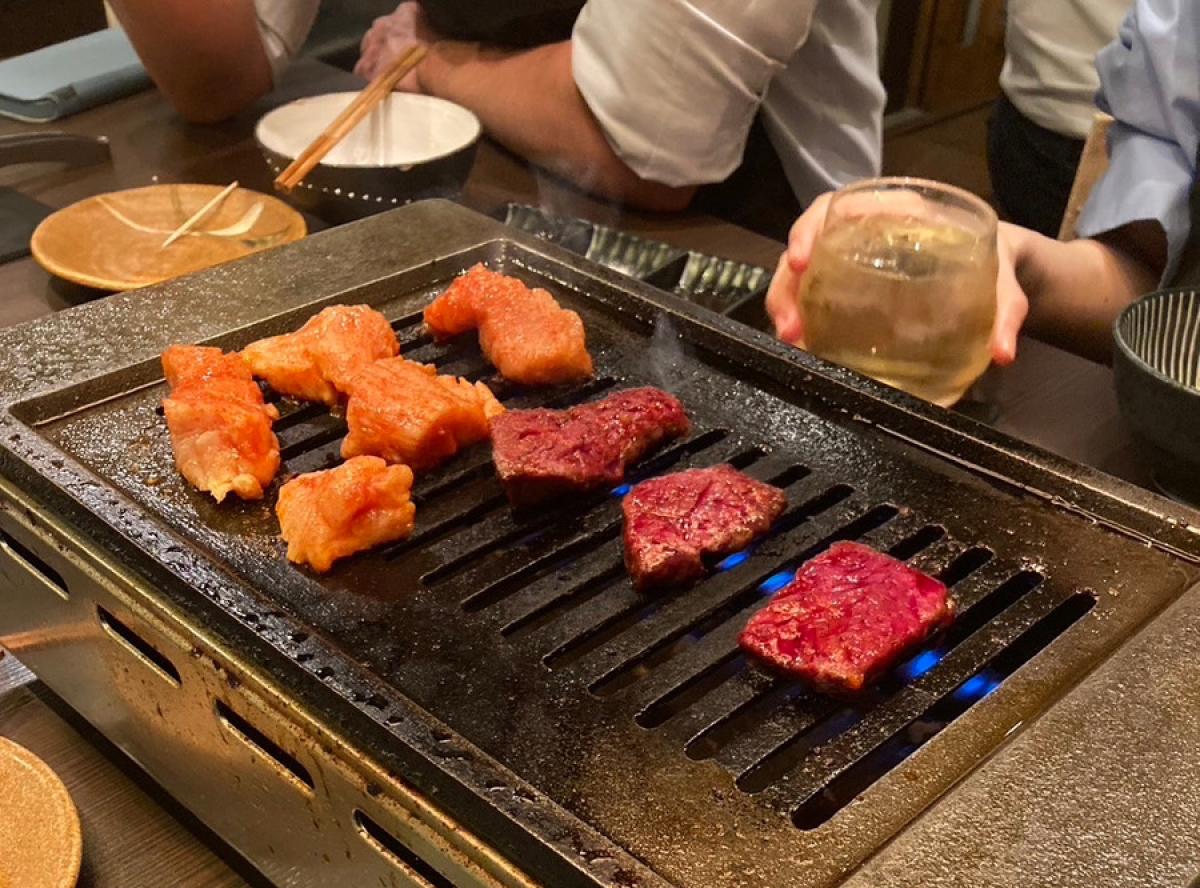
[797,179,998,407]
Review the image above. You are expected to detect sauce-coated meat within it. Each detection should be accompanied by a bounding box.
[161,345,280,502]
[623,465,786,590]
[276,456,415,573]
[242,304,399,405]
[425,264,593,385]
[341,356,503,472]
[739,542,954,695]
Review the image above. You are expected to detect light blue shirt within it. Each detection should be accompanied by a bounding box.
[1077,0,1200,281]
[571,0,885,207]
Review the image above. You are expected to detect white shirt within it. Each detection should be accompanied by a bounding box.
[571,0,885,207]
[1000,0,1130,140]
[253,0,320,85]
[1077,0,1200,283]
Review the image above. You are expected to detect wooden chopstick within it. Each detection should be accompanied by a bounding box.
[161,181,239,248]
[274,45,428,192]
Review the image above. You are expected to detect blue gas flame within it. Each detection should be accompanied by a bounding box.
[759,570,796,595]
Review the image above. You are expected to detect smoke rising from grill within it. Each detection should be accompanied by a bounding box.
[649,312,689,390]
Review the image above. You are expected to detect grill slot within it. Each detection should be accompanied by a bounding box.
[0,527,68,599]
[790,591,1096,828]
[462,525,622,614]
[97,605,181,685]
[936,546,995,587]
[407,338,478,369]
[215,699,315,794]
[736,706,861,793]
[354,810,456,888]
[543,574,694,671]
[272,402,327,433]
[386,487,510,556]
[411,454,497,506]
[434,355,493,381]
[506,558,627,640]
[636,651,746,729]
[887,525,947,561]
[533,375,619,408]
[686,675,798,761]
[278,414,346,462]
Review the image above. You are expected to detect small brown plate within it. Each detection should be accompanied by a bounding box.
[0,736,82,888]
[31,183,307,291]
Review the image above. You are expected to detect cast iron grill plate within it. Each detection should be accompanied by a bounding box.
[2,202,1197,888]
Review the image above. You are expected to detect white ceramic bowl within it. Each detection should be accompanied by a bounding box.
[256,92,482,222]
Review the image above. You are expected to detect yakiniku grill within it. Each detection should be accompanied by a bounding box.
[1,200,1199,888]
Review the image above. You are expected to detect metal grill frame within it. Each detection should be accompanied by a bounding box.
[0,200,1198,888]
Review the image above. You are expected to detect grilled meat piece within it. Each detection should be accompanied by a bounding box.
[623,465,787,590]
[161,345,280,503]
[739,541,954,695]
[276,456,415,573]
[242,304,399,405]
[424,264,593,385]
[341,356,503,472]
[490,387,690,507]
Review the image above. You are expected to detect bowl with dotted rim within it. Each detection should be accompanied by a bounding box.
[256,91,481,224]
[1113,287,1200,503]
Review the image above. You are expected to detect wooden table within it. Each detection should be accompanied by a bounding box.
[0,59,1157,888]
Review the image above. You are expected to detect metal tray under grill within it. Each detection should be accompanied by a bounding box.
[502,203,771,320]
[1,200,1199,888]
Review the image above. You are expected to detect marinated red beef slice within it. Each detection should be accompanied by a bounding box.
[623,465,787,591]
[490,387,690,506]
[739,541,953,695]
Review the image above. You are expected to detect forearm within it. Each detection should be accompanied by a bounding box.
[1013,222,1162,362]
[417,40,695,212]
[108,0,272,122]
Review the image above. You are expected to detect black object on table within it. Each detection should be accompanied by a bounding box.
[0,131,111,264]
[0,187,51,263]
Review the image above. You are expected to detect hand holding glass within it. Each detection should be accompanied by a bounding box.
[795,178,999,407]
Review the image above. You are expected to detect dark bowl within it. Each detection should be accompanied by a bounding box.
[255,92,481,225]
[1113,287,1200,502]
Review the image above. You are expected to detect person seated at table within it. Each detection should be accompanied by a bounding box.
[768,0,1193,367]
[988,0,1128,236]
[104,1,320,124]
[355,0,885,238]
[108,0,886,239]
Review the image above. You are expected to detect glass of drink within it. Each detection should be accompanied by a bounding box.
[795,177,998,407]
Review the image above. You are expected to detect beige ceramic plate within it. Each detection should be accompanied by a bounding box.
[31,183,307,291]
[0,736,82,888]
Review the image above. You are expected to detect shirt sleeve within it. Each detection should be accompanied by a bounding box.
[571,0,817,187]
[253,0,320,86]
[1076,0,1200,282]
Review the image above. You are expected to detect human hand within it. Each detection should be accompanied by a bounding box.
[991,221,1031,365]
[354,1,437,90]
[764,192,832,346]
[765,191,1031,366]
